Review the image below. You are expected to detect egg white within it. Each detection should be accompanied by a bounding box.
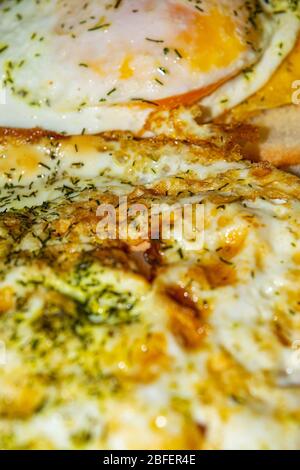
[201,9,300,121]
[0,0,298,134]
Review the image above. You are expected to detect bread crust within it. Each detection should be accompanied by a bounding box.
[239,105,300,167]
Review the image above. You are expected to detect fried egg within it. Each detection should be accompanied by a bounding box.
[0,132,300,449]
[225,35,300,122]
[201,3,300,121]
[0,0,298,134]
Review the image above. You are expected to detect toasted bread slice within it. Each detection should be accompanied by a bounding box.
[240,105,300,167]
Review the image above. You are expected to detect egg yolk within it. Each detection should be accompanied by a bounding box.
[119,55,134,80]
[172,5,246,73]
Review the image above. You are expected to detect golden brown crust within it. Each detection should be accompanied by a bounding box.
[0,126,66,143]
[140,99,300,170]
[231,105,300,167]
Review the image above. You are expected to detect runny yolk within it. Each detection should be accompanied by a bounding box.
[172,5,246,73]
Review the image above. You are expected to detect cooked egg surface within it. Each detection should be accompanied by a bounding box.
[0,0,296,134]
[0,132,300,449]
[225,35,300,122]
[201,7,300,121]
